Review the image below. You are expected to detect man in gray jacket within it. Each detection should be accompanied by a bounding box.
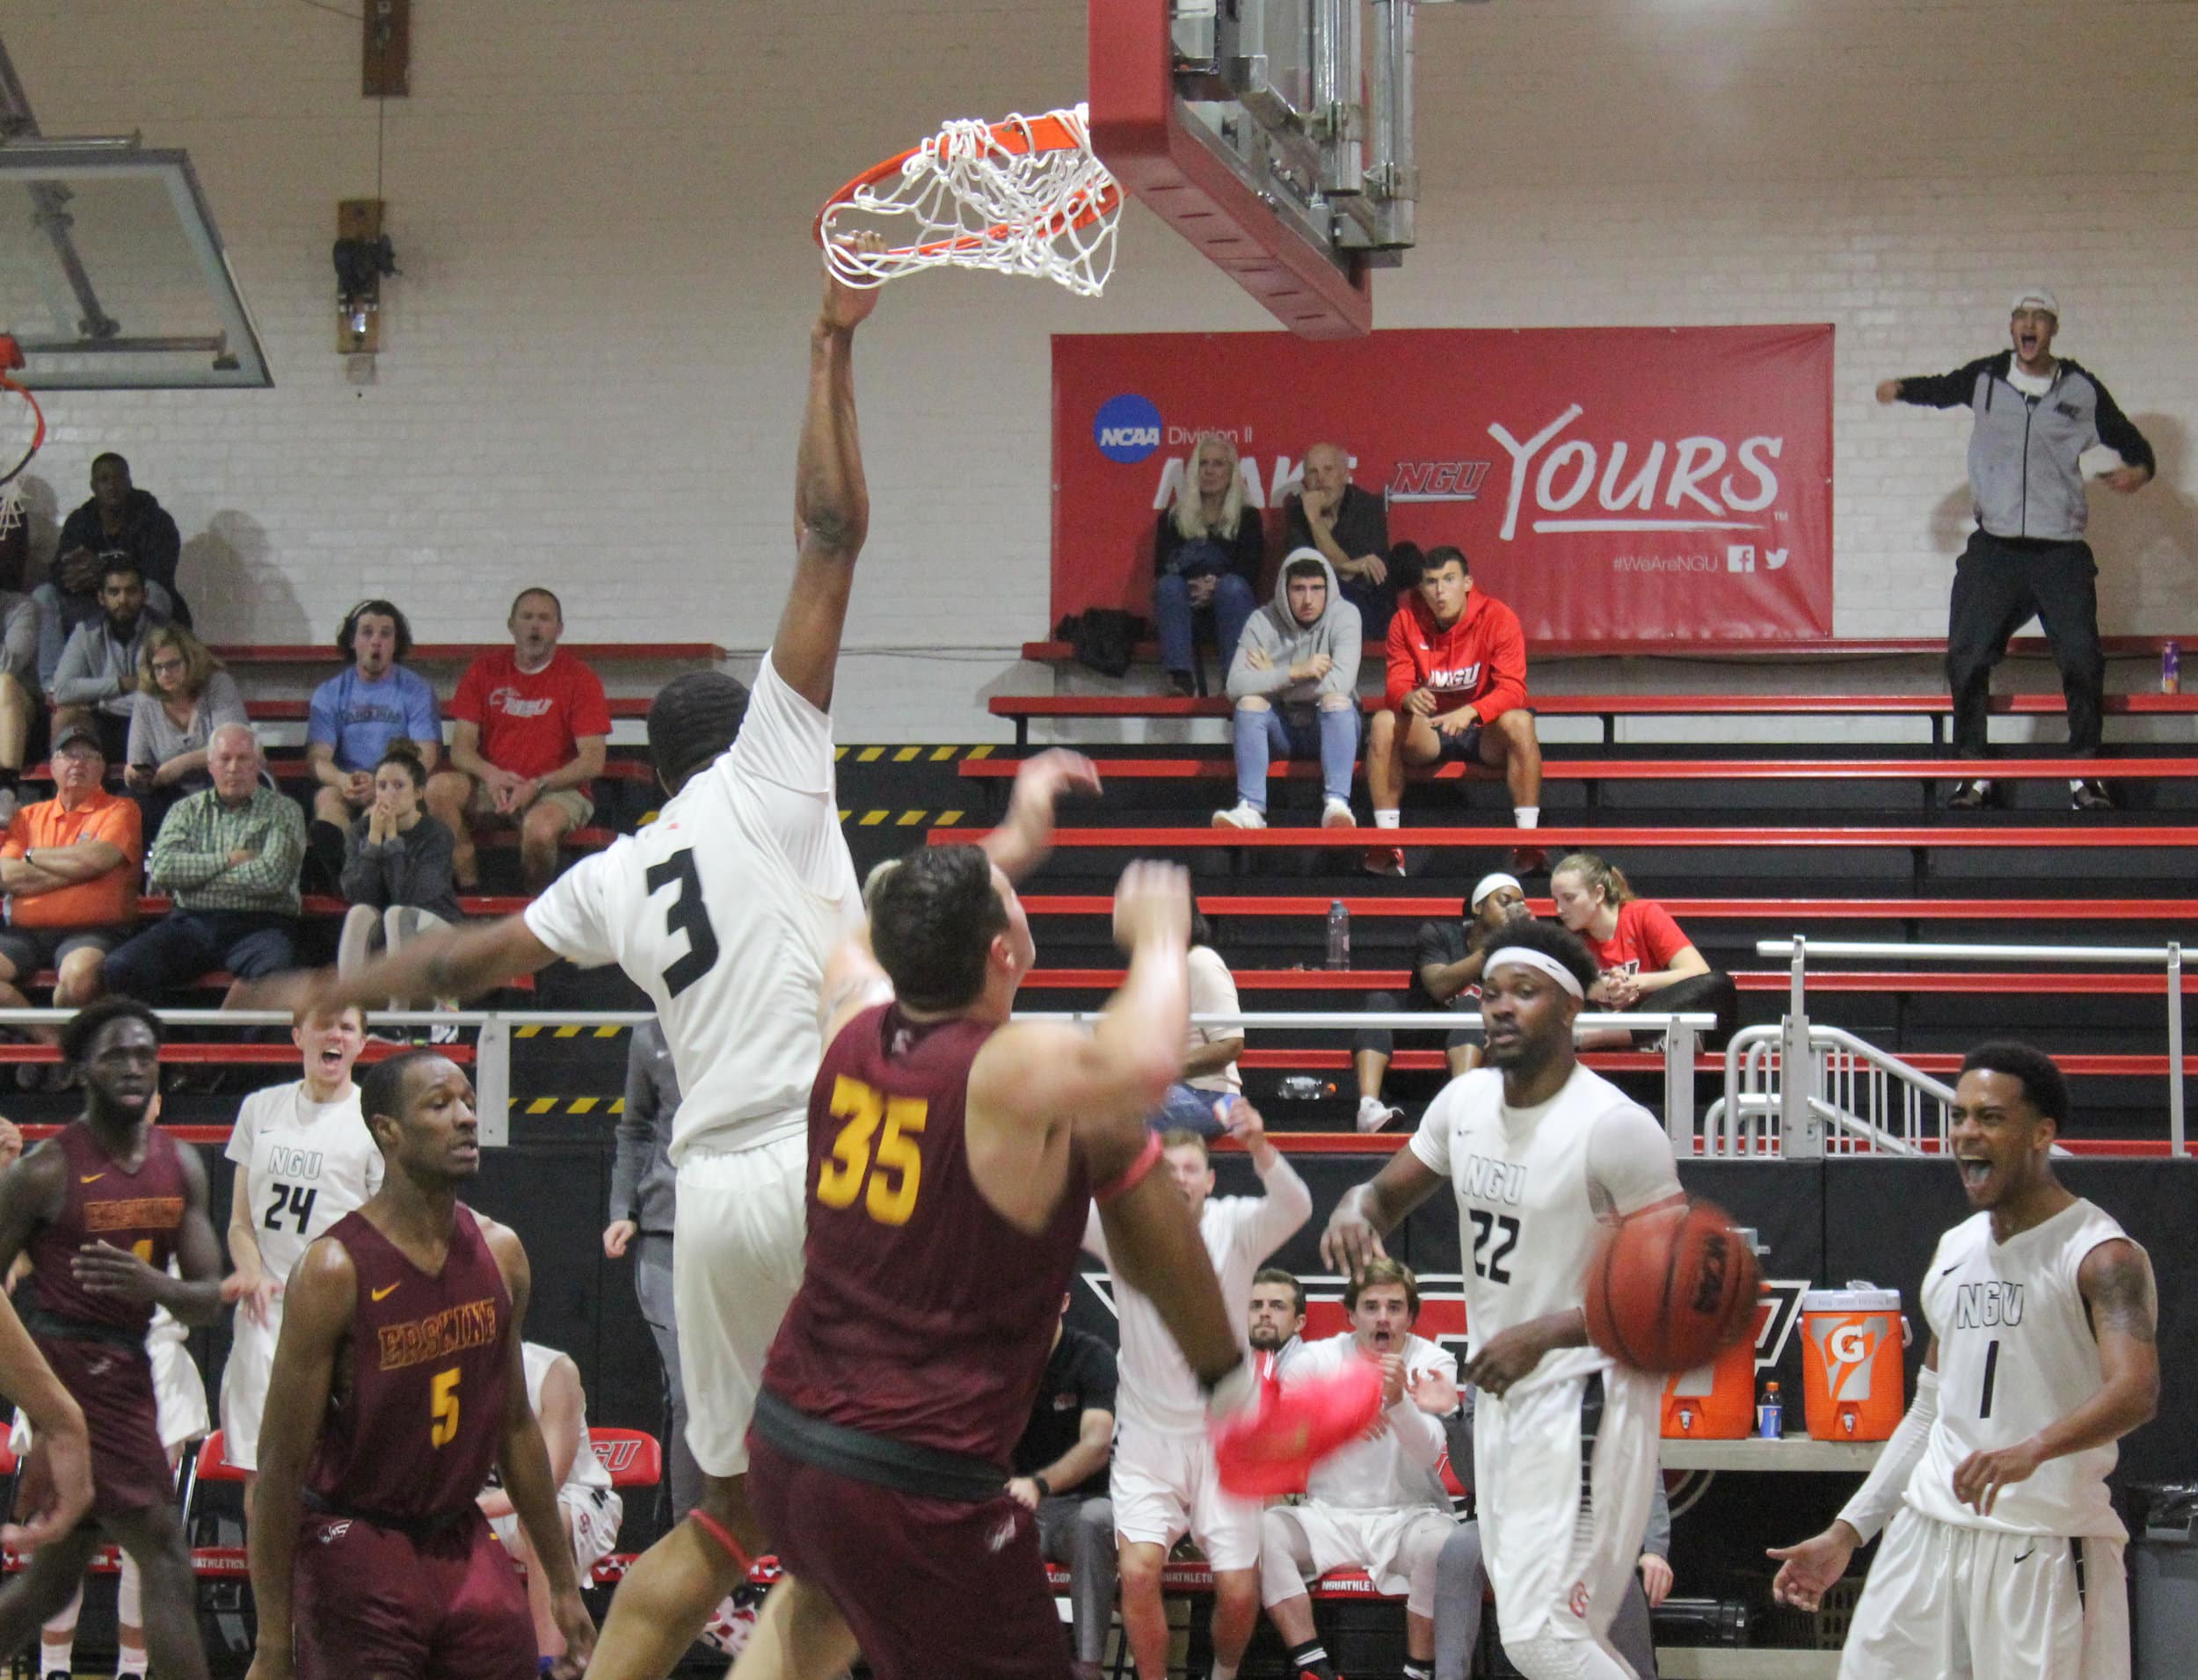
[48,556,165,767]
[1878,288,2155,811]
[1213,549,1364,830]
[601,1017,701,1524]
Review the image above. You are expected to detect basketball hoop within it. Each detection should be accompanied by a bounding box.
[814,104,1122,297]
[0,335,43,548]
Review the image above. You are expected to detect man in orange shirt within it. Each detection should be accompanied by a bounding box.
[1364,546,1542,877]
[0,724,142,1087]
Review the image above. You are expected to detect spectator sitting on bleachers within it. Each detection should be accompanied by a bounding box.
[1257,1258,1457,1680]
[0,723,140,1088]
[1415,1372,1670,1680]
[1009,1292,1119,1680]
[479,1341,622,1667]
[48,554,167,767]
[1285,442,1396,637]
[1353,871,1532,1135]
[1186,910,1245,1099]
[104,724,305,1010]
[1551,851,1737,1050]
[1154,433,1264,696]
[38,452,186,683]
[123,625,248,831]
[1215,551,1363,833]
[0,583,38,823]
[428,586,608,891]
[1363,544,1541,879]
[1248,1265,1306,1377]
[337,745,463,1020]
[305,598,442,890]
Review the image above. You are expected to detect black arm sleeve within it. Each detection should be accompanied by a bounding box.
[2086,370,2157,476]
[1893,356,1996,410]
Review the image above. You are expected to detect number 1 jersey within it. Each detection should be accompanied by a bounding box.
[226,1080,382,1290]
[525,653,863,1164]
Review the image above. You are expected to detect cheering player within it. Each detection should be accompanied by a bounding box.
[244,1050,595,1680]
[0,1000,228,1679]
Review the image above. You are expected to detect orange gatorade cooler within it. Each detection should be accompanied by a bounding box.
[1799,1283,1905,1441]
[1662,1229,1767,1439]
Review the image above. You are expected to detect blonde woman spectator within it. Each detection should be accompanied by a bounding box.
[1184,910,1244,1098]
[1550,851,1736,1048]
[123,626,247,818]
[1154,434,1264,695]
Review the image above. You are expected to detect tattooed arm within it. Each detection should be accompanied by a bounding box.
[1949,1237,2159,1516]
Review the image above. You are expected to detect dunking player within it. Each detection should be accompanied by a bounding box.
[1322,921,1685,1680]
[725,853,1255,1680]
[1770,1043,2157,1678]
[244,1049,595,1680]
[261,240,895,1670]
[0,1000,229,1680]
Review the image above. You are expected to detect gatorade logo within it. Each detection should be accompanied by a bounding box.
[1094,393,1163,463]
[1809,1313,1890,1402]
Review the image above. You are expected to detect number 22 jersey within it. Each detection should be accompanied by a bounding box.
[525,652,863,1165]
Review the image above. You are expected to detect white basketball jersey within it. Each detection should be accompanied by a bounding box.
[520,1342,612,1498]
[1409,1065,1679,1399]
[1289,1331,1452,1512]
[225,1079,382,1289]
[1084,1155,1312,1436]
[525,654,862,1162]
[1908,1199,2133,1539]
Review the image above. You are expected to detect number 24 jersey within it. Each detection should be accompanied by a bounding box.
[525,653,863,1165]
[226,1080,382,1288]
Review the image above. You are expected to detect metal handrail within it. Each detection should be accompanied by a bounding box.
[1755,935,2187,1153]
[1714,1022,1957,1158]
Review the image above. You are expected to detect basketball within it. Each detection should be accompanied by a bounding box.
[1584,1201,1762,1374]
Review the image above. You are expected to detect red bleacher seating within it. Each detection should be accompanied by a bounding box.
[935,822,2198,852]
[1019,894,2198,923]
[962,753,2198,787]
[1017,969,2198,997]
[1018,634,2198,665]
[214,643,723,666]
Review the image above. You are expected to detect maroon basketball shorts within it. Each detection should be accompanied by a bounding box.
[33,1335,172,1519]
[748,1431,1074,1680]
[293,1503,535,1680]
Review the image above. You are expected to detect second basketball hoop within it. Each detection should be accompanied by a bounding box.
[813,104,1123,298]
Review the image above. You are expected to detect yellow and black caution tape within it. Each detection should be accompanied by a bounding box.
[508,1096,627,1116]
[833,745,993,763]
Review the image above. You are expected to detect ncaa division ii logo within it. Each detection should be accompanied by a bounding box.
[1095,393,1162,463]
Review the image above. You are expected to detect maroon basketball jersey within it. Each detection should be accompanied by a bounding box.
[25,1123,188,1335]
[306,1204,513,1520]
[763,1003,1094,1466]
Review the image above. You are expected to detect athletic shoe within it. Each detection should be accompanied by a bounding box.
[1946,779,1992,810]
[1321,797,1356,829]
[1357,1096,1402,1134]
[700,1589,761,1656]
[2071,779,2114,811]
[1362,845,1406,876]
[1166,671,1197,697]
[1212,802,1266,829]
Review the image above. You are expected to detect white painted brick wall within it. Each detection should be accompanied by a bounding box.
[8,0,2196,740]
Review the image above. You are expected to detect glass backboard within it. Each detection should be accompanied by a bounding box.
[0,142,272,389]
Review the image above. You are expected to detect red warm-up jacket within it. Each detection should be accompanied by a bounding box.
[1383,589,1531,721]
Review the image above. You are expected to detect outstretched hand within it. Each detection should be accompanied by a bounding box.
[821,232,886,331]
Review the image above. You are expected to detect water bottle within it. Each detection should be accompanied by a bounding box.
[1757,1379,1784,1440]
[1325,899,1350,971]
[2164,641,2181,695]
[1277,1076,1335,1101]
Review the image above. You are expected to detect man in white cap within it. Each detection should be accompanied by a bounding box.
[1876,290,2156,813]
[1321,919,1685,1680]
[1352,871,1532,1132]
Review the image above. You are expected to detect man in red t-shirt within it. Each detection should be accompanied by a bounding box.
[1364,546,1542,876]
[428,588,611,891]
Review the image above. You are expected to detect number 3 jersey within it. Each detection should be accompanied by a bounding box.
[762,1003,1093,1465]
[1907,1199,2135,1539]
[307,1204,513,1520]
[1408,1065,1680,1398]
[226,1079,382,1295]
[524,651,863,1166]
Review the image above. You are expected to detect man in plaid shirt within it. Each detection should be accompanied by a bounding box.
[103,724,305,1007]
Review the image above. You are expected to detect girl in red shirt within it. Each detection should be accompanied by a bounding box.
[1550,851,1735,1047]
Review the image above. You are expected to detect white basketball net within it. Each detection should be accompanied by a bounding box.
[0,484,22,547]
[820,104,1122,298]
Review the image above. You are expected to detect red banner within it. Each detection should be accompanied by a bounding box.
[1051,325,1834,644]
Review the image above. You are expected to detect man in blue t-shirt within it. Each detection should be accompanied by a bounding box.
[304,599,442,884]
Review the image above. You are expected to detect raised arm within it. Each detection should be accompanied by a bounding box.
[980,750,1103,885]
[247,1237,356,1678]
[774,244,882,713]
[277,913,558,1019]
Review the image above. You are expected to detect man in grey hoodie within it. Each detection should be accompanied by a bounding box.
[1214,550,1363,830]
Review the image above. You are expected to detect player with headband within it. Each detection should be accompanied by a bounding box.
[1320,920,1684,1680]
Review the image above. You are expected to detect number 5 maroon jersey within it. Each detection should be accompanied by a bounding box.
[762,1002,1094,1466]
[305,1204,514,1519]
